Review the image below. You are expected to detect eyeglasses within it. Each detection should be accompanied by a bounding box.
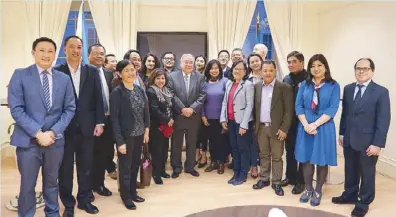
[164,57,174,61]
[355,67,371,73]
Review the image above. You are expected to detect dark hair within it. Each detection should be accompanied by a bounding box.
[88,43,106,55]
[204,59,223,81]
[32,37,57,51]
[232,48,243,53]
[112,60,136,87]
[161,52,176,60]
[140,54,161,74]
[306,54,336,85]
[104,54,116,64]
[354,58,375,71]
[287,51,304,62]
[148,68,169,87]
[218,50,230,58]
[247,53,264,73]
[229,60,249,82]
[263,60,277,69]
[195,55,207,64]
[64,35,83,46]
[123,49,140,60]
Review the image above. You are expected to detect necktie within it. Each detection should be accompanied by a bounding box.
[184,74,189,94]
[100,71,109,114]
[42,70,51,110]
[354,84,364,105]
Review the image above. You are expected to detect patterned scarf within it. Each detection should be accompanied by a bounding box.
[151,85,173,117]
[311,80,325,112]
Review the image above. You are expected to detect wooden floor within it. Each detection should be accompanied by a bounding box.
[1,155,396,217]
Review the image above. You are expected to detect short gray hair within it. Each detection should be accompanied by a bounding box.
[180,54,194,62]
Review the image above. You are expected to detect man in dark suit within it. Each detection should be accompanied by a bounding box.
[55,36,105,217]
[8,37,75,217]
[168,54,206,178]
[223,48,244,78]
[252,60,293,196]
[332,58,391,217]
[281,51,307,194]
[88,44,114,196]
[161,52,178,74]
[218,50,230,77]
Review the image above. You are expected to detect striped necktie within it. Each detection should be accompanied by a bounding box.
[42,70,51,110]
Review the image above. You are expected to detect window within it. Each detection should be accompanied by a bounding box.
[242,0,274,59]
[56,11,99,65]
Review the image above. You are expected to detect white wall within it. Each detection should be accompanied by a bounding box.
[317,2,396,178]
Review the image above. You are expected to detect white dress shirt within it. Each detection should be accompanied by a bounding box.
[354,79,371,100]
[68,63,81,98]
[36,65,53,107]
[99,67,110,115]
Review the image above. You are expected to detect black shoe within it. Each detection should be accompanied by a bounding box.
[227,175,237,184]
[186,170,200,177]
[123,199,136,210]
[280,178,296,187]
[77,202,99,214]
[292,183,305,195]
[93,186,112,196]
[171,172,180,179]
[252,180,270,190]
[161,172,171,179]
[197,160,208,168]
[351,206,368,217]
[332,195,358,205]
[272,184,284,196]
[132,195,145,203]
[153,176,163,185]
[88,191,95,202]
[204,162,218,172]
[62,208,74,217]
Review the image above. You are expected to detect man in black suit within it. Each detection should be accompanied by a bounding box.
[88,44,114,197]
[168,54,206,178]
[332,58,391,217]
[223,48,244,78]
[55,36,105,217]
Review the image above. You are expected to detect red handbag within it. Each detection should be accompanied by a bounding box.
[159,123,174,138]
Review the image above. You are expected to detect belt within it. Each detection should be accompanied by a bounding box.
[260,122,272,127]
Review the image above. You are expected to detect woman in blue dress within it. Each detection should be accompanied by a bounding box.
[295,54,340,206]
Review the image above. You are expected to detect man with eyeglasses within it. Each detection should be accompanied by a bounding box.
[332,58,390,217]
[162,52,178,74]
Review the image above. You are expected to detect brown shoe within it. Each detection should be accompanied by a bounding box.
[108,171,117,180]
[204,162,218,172]
[217,164,225,174]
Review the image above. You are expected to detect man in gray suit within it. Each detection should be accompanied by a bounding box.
[8,37,76,217]
[168,54,206,178]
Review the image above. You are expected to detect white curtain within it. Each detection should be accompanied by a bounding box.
[88,0,138,60]
[264,0,304,78]
[207,0,257,59]
[24,0,72,64]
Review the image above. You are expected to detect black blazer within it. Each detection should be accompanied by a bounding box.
[110,83,150,146]
[103,68,114,93]
[147,87,172,128]
[54,63,105,136]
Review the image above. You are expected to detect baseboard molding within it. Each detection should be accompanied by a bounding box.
[377,155,396,180]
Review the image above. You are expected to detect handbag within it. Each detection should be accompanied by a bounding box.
[159,123,174,138]
[140,143,152,187]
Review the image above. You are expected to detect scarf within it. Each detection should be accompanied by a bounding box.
[151,85,173,118]
[311,79,325,112]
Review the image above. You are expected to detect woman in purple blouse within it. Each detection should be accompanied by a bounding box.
[201,59,229,174]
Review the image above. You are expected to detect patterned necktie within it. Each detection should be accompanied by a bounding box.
[354,84,364,104]
[184,74,189,93]
[42,70,51,110]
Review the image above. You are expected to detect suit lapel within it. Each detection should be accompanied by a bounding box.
[30,65,46,107]
[79,63,87,96]
[51,69,60,110]
[255,83,263,122]
[354,81,374,113]
[271,81,280,111]
[233,80,244,100]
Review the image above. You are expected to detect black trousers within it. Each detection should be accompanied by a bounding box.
[106,151,116,173]
[343,146,378,211]
[284,131,304,184]
[149,128,169,177]
[196,122,211,153]
[92,119,114,188]
[119,135,143,201]
[59,128,94,208]
[206,119,228,163]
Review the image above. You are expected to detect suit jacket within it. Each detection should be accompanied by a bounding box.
[110,83,150,147]
[253,80,293,136]
[220,79,254,130]
[54,63,105,137]
[340,81,391,151]
[147,87,172,128]
[223,67,231,78]
[167,70,206,116]
[103,68,114,94]
[8,64,76,147]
